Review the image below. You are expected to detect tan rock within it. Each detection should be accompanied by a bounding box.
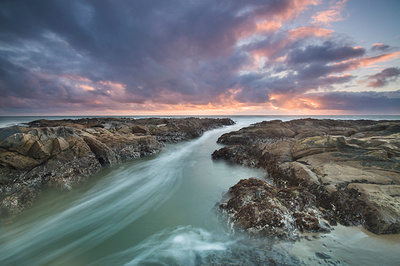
[348,183,400,233]
[214,118,400,234]
[291,135,346,160]
[132,125,148,134]
[288,162,319,185]
[0,151,40,170]
[27,140,52,159]
[52,137,70,155]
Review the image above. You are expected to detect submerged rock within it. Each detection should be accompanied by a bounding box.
[0,117,234,219]
[214,119,400,235]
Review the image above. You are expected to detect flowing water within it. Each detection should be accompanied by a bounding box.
[0,115,399,265]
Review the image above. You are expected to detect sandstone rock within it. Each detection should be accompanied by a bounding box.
[291,136,346,160]
[52,137,70,155]
[0,151,40,171]
[214,119,400,235]
[347,183,400,234]
[131,125,148,134]
[83,136,117,165]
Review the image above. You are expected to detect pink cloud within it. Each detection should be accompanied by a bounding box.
[238,0,322,39]
[289,26,334,39]
[312,0,348,25]
[256,20,282,33]
[348,51,400,69]
[363,67,400,88]
[271,0,321,21]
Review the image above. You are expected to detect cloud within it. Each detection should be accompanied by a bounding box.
[296,50,400,80]
[371,43,391,52]
[288,26,334,39]
[288,41,366,64]
[364,67,400,88]
[256,20,282,33]
[312,0,348,25]
[0,0,399,115]
[270,90,400,112]
[308,90,400,112]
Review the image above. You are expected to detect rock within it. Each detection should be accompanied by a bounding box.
[291,136,346,160]
[131,125,148,134]
[213,119,400,235]
[83,136,117,165]
[218,178,329,237]
[212,145,265,168]
[52,137,70,154]
[0,151,40,170]
[347,183,400,234]
[315,252,331,260]
[0,126,24,142]
[0,186,40,217]
[0,117,234,219]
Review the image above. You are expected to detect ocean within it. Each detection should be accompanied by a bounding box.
[0,115,399,265]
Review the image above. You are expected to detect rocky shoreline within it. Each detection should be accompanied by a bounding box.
[213,119,400,236]
[0,117,234,218]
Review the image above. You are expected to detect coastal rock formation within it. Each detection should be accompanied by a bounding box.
[0,117,233,218]
[213,119,400,235]
[218,178,329,238]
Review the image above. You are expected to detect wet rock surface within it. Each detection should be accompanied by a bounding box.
[0,117,233,218]
[218,178,330,238]
[214,119,400,235]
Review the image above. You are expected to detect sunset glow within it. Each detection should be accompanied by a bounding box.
[0,0,399,115]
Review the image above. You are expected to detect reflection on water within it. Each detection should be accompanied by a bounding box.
[0,116,399,265]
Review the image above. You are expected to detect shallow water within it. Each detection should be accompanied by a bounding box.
[0,115,399,265]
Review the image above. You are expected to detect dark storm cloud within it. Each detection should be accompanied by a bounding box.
[0,0,399,114]
[0,0,258,106]
[288,41,365,64]
[365,67,400,88]
[309,90,400,111]
[319,74,354,86]
[371,43,391,52]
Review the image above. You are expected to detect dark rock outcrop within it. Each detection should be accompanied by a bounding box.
[219,178,329,238]
[0,117,234,218]
[214,119,400,235]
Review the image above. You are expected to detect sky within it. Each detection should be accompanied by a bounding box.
[0,0,399,116]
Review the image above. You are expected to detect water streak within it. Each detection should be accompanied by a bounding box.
[1,116,400,265]
[0,137,203,264]
[95,225,233,266]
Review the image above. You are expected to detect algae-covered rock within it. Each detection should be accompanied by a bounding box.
[218,178,329,237]
[214,119,400,235]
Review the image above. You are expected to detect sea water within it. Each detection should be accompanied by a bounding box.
[0,115,399,265]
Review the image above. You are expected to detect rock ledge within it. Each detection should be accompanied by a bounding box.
[213,119,400,235]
